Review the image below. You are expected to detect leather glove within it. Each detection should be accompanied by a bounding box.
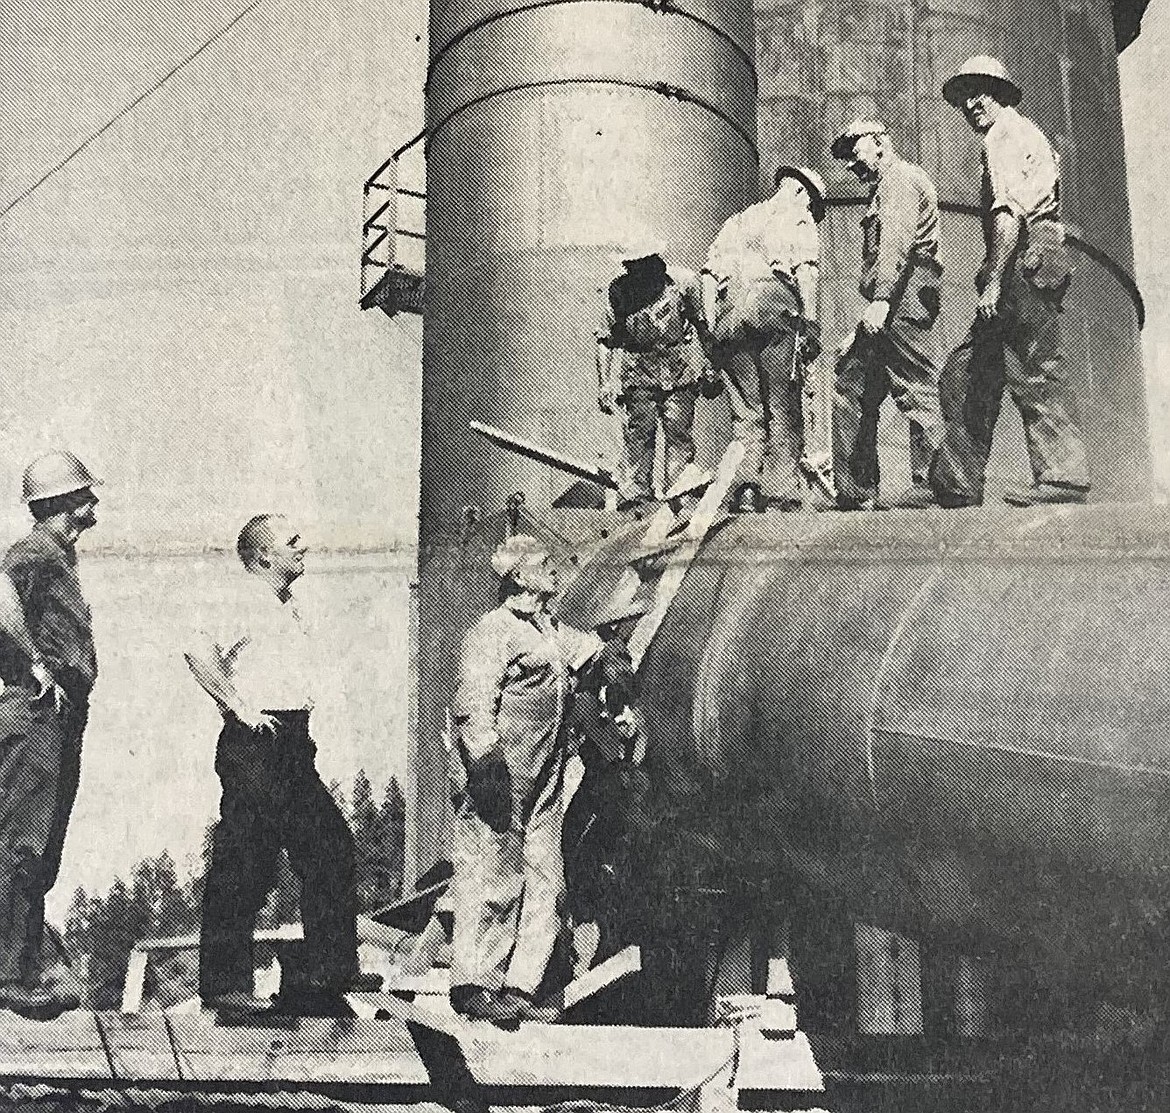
[466,751,513,833]
[798,319,822,362]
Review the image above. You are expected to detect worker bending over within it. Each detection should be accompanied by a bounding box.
[703,166,825,511]
[597,232,714,508]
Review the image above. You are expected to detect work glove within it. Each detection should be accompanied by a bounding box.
[797,319,822,362]
[466,750,513,833]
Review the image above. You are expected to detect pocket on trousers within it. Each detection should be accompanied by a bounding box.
[1019,241,1072,301]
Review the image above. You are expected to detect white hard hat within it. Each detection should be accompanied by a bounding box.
[942,56,1022,108]
[21,450,102,503]
[491,534,550,579]
[830,119,889,160]
[774,166,827,223]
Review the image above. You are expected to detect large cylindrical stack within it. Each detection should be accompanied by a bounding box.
[416,0,759,866]
[755,0,1149,499]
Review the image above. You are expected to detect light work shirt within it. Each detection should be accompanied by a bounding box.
[981,106,1062,233]
[860,156,940,301]
[203,576,318,713]
[704,194,819,287]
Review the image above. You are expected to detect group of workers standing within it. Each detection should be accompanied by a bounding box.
[598,55,1092,512]
[0,453,378,1022]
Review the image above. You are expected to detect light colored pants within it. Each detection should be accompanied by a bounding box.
[450,766,566,997]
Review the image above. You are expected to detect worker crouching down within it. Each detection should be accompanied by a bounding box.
[449,536,610,1025]
[597,235,714,508]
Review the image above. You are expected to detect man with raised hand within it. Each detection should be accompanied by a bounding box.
[186,514,377,1019]
[448,534,611,1025]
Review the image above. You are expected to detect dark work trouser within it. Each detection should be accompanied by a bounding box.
[0,685,87,986]
[834,268,944,506]
[930,271,1090,505]
[198,712,358,999]
[620,386,697,498]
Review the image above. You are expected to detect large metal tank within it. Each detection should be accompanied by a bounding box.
[417,0,760,866]
[754,0,1150,500]
[559,502,1170,995]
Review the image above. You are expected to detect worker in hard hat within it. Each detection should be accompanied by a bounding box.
[0,451,100,1018]
[448,534,612,1024]
[702,166,825,511]
[830,120,945,510]
[597,231,714,508]
[928,56,1090,508]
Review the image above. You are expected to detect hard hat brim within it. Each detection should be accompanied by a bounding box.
[22,476,103,504]
[942,72,1022,109]
[774,166,827,223]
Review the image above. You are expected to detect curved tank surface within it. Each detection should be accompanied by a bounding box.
[559,502,1170,989]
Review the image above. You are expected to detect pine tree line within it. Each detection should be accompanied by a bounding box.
[63,772,407,1009]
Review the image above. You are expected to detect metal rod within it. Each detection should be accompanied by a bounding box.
[469,420,617,488]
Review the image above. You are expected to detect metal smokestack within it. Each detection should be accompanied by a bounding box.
[416,0,760,865]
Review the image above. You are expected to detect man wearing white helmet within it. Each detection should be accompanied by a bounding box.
[929,55,1091,508]
[830,120,945,510]
[448,535,610,1024]
[597,232,712,508]
[703,165,825,510]
[0,451,100,1018]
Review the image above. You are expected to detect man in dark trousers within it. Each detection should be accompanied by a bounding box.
[929,56,1091,508]
[185,514,377,1018]
[830,119,945,510]
[0,450,100,1018]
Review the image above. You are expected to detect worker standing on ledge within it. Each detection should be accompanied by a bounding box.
[449,535,613,1025]
[185,515,379,1020]
[597,233,715,509]
[929,55,1091,508]
[0,451,100,1019]
[830,120,945,511]
[702,166,825,511]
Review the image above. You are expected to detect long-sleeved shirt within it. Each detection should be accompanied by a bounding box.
[453,599,603,802]
[981,105,1062,239]
[860,156,940,302]
[704,193,819,288]
[0,524,97,698]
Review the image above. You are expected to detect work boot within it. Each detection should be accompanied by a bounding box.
[37,963,83,1011]
[1003,482,1089,508]
[499,987,560,1024]
[835,495,886,512]
[732,483,764,513]
[449,985,522,1029]
[202,992,279,1021]
[887,484,941,510]
[0,981,68,1021]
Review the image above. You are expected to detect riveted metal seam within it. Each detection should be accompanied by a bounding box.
[425,78,760,161]
[427,0,759,93]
